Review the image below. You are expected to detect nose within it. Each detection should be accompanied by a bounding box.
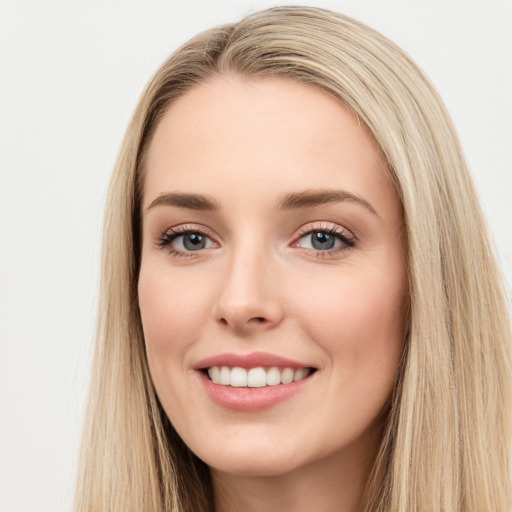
[211,247,284,334]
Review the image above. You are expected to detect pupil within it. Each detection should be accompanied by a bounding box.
[183,233,205,251]
[312,231,335,250]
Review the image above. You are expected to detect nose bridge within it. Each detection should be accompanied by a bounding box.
[212,234,283,331]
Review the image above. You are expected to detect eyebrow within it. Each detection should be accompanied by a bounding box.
[146,192,220,212]
[277,189,379,217]
[145,188,378,217]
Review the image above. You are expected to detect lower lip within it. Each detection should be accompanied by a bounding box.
[198,371,314,412]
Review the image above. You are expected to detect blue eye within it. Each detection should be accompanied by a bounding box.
[157,229,215,254]
[297,229,355,252]
[308,231,337,250]
[175,233,210,251]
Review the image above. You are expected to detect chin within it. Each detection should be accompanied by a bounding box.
[197,440,308,478]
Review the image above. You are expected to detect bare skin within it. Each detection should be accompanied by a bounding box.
[138,76,408,512]
[212,421,384,512]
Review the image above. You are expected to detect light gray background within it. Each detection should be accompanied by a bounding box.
[1,1,511,511]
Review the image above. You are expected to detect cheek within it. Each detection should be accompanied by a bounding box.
[298,264,406,381]
[137,263,208,366]
[293,266,407,446]
[137,263,213,432]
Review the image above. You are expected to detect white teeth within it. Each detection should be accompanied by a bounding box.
[248,367,267,387]
[266,367,281,386]
[230,367,247,387]
[219,366,231,385]
[206,365,312,387]
[208,366,221,384]
[280,367,294,384]
[294,368,309,382]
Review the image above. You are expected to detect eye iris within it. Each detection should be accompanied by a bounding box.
[311,231,335,250]
[183,233,206,251]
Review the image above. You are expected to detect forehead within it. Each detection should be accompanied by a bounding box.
[143,75,397,218]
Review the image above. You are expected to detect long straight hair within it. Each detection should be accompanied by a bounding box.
[75,6,512,511]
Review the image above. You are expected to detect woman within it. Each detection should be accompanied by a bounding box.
[75,6,512,511]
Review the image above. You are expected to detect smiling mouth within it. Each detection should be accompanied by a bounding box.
[203,366,316,388]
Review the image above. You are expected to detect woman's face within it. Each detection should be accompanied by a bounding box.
[138,76,408,477]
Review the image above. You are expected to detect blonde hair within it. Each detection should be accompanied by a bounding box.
[75,6,512,511]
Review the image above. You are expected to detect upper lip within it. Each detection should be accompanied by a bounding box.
[194,351,314,370]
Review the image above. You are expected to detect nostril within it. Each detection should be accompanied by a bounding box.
[216,315,272,329]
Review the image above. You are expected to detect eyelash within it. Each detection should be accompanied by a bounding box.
[155,223,356,259]
[155,224,214,259]
[294,223,355,258]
